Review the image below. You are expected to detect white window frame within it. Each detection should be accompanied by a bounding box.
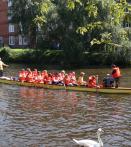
[18,35,23,45]
[18,35,28,45]
[9,36,15,45]
[124,22,131,28]
[0,37,3,43]
[9,24,15,33]
[23,37,28,45]
[8,9,12,20]
[8,0,12,7]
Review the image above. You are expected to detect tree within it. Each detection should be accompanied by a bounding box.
[11,0,54,48]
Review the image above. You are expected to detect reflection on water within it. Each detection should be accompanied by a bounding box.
[0,84,131,147]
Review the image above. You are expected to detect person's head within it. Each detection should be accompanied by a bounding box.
[65,74,68,77]
[107,74,110,77]
[61,70,65,74]
[34,68,37,71]
[27,68,31,72]
[48,73,52,77]
[80,72,85,76]
[92,75,96,79]
[38,71,41,74]
[111,64,116,68]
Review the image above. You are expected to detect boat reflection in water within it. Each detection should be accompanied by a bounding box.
[0,83,130,146]
[18,87,99,121]
[19,87,79,114]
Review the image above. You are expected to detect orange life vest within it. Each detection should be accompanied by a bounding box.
[88,76,96,88]
[112,67,121,78]
[64,76,70,85]
[26,72,34,82]
[19,71,26,82]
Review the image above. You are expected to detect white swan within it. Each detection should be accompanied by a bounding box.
[73,128,104,147]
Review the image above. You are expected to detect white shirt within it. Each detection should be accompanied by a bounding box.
[0,60,5,70]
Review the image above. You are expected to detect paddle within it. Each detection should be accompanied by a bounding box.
[96,75,99,92]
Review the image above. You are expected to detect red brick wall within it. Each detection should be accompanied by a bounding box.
[0,1,29,48]
[0,0,8,45]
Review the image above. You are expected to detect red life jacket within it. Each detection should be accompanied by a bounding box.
[26,72,34,82]
[35,75,44,83]
[19,71,26,82]
[64,76,70,85]
[88,76,96,88]
[46,76,52,84]
[32,70,38,77]
[112,67,121,78]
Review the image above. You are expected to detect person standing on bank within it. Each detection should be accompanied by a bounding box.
[111,64,121,88]
[0,58,9,77]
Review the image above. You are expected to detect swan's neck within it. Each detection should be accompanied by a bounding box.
[97,132,103,147]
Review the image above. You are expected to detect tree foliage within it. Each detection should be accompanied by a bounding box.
[10,0,131,65]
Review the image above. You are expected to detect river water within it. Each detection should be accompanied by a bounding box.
[0,64,130,147]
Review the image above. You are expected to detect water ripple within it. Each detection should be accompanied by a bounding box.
[0,85,130,146]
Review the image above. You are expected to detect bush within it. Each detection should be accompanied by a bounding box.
[0,48,11,61]
[0,47,64,64]
[0,47,131,66]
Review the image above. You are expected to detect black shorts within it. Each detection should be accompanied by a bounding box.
[114,77,120,83]
[0,70,3,77]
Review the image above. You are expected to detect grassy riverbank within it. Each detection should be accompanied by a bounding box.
[0,47,130,67]
[0,47,63,64]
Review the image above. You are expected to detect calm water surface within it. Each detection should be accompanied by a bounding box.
[0,64,130,147]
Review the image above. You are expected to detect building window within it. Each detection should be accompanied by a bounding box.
[9,36,15,45]
[9,24,15,33]
[8,0,12,7]
[19,35,23,45]
[0,37,3,44]
[8,9,13,20]
[19,35,28,45]
[123,21,131,28]
[0,37,4,47]
[23,37,28,45]
[125,8,129,12]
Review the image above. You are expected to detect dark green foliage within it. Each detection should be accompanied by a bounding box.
[0,48,11,61]
[9,0,131,66]
[0,47,64,64]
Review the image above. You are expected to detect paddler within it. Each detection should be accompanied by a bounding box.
[77,72,86,86]
[111,64,121,88]
[0,57,9,77]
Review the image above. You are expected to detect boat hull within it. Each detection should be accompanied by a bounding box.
[0,79,131,94]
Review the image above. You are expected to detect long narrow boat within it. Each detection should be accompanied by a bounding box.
[0,79,131,94]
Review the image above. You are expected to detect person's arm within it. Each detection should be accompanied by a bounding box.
[112,69,116,75]
[2,62,8,67]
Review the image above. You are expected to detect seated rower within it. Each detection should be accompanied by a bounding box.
[52,72,60,85]
[63,74,74,86]
[70,71,78,86]
[46,73,53,85]
[25,69,34,83]
[77,72,86,86]
[42,70,49,84]
[60,70,66,79]
[18,69,26,82]
[35,71,44,83]
[103,74,114,87]
[88,75,97,88]
[32,68,38,77]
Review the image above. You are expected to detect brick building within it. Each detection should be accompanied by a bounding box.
[0,0,8,47]
[0,0,28,48]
